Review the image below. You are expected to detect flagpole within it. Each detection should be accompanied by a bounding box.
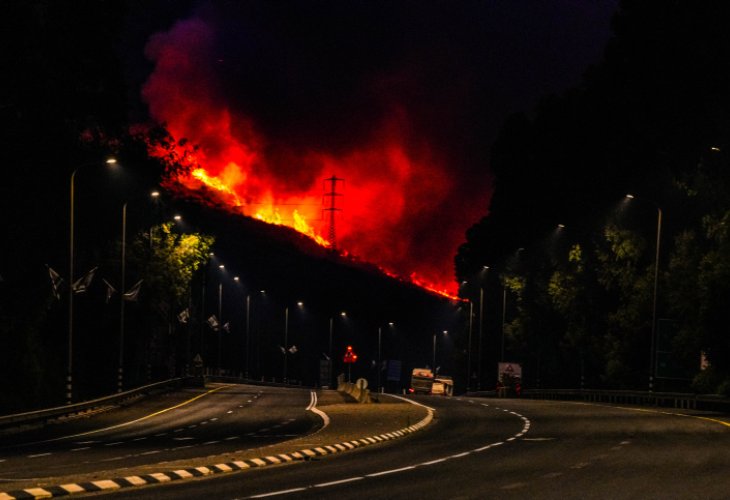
[118,202,127,393]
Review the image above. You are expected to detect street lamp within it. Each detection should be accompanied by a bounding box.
[477,266,489,390]
[433,330,448,375]
[118,201,127,393]
[625,193,663,391]
[328,311,347,388]
[376,322,394,394]
[67,157,116,404]
[217,266,225,376]
[283,301,304,383]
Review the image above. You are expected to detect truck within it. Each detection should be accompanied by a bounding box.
[409,368,453,396]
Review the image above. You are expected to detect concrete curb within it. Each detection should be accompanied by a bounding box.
[0,405,433,499]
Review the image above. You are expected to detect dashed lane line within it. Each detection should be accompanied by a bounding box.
[0,393,436,500]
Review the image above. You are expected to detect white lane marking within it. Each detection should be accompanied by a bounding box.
[307,390,331,432]
[314,477,364,488]
[74,441,97,445]
[173,428,184,433]
[248,488,307,498]
[211,418,218,422]
[70,447,90,452]
[154,433,167,437]
[200,421,209,425]
[188,425,197,429]
[366,466,416,477]
[203,440,220,445]
[245,395,529,499]
[542,472,564,478]
[28,453,52,458]
[227,410,234,414]
[171,445,194,451]
[224,436,239,441]
[421,458,447,465]
[140,450,161,456]
[132,437,147,441]
[105,442,124,446]
[522,437,555,441]
[173,437,195,441]
[0,459,6,463]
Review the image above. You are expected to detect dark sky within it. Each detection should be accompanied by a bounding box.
[124,0,618,172]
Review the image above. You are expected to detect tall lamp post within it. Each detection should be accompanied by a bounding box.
[217,264,225,376]
[67,157,116,404]
[476,266,489,390]
[118,201,127,393]
[376,322,393,394]
[329,312,347,388]
[626,194,662,391]
[283,301,304,383]
[433,330,448,375]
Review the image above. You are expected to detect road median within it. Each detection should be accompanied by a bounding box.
[0,391,432,500]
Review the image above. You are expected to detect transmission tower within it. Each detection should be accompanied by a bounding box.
[323,175,344,250]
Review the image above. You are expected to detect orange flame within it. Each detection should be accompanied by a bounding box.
[141,16,489,302]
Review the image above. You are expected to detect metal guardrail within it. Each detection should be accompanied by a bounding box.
[519,388,730,412]
[0,377,191,430]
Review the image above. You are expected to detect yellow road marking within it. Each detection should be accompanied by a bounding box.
[49,384,234,441]
[573,401,730,428]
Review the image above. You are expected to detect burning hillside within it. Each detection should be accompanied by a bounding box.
[141,13,490,299]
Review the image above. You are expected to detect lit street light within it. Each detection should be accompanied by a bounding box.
[283,301,304,383]
[625,193,663,391]
[328,311,347,388]
[118,201,127,393]
[432,330,448,375]
[377,322,394,394]
[67,157,116,404]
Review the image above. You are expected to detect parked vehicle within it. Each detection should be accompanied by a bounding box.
[409,368,453,396]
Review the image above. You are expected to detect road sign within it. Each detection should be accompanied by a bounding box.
[343,345,358,364]
[498,362,522,380]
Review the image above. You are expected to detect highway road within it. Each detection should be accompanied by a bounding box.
[0,383,318,483]
[97,394,729,500]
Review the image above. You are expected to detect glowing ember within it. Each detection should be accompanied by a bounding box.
[141,15,488,300]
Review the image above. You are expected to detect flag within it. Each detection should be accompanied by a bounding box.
[222,322,230,333]
[102,279,117,304]
[288,345,298,354]
[72,266,98,294]
[207,315,220,331]
[46,265,64,300]
[177,308,190,324]
[123,279,143,302]
[279,345,286,354]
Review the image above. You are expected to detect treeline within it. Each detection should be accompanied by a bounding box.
[456,0,730,394]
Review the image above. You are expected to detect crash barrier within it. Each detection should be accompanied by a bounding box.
[206,374,315,388]
[519,389,730,412]
[0,377,191,431]
[337,380,372,404]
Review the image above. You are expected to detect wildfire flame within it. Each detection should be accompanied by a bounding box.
[141,15,486,302]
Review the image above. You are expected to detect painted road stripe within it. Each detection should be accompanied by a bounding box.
[0,393,439,500]
[315,477,364,488]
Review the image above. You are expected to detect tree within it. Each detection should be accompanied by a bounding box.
[127,223,214,382]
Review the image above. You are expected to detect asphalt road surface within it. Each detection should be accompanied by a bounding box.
[98,395,730,500]
[0,383,317,482]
